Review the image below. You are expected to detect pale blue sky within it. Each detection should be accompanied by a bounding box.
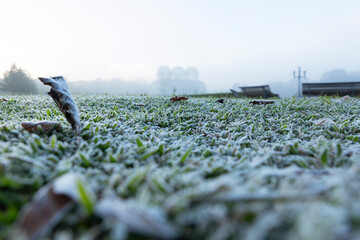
[1,0,359,91]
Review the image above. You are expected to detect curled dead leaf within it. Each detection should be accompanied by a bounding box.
[216,98,225,103]
[170,96,189,102]
[249,100,274,105]
[0,98,8,102]
[38,76,82,134]
[21,121,61,134]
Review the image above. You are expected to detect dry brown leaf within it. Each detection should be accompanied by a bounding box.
[15,173,82,240]
[0,98,8,102]
[341,95,352,101]
[170,96,189,102]
[38,76,82,134]
[249,100,274,105]
[17,188,73,239]
[21,121,60,134]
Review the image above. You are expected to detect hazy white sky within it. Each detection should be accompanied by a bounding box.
[1,0,360,91]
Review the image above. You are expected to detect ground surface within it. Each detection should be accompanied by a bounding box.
[1,95,360,239]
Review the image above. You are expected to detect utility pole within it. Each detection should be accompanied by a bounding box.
[293,66,306,97]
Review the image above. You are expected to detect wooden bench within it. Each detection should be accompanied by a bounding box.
[239,85,279,98]
[302,82,360,97]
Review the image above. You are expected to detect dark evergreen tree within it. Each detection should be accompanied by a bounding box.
[0,64,37,94]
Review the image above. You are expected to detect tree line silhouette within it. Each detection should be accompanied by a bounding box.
[0,64,37,95]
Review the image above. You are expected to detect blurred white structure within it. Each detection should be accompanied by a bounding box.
[152,66,206,95]
[157,66,172,81]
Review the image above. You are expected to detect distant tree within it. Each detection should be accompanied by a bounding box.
[0,64,37,94]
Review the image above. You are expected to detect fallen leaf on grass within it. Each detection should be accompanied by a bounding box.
[38,76,82,134]
[170,96,189,102]
[0,98,8,102]
[96,198,178,239]
[249,100,274,105]
[216,98,225,103]
[341,95,354,101]
[21,121,61,134]
[312,118,334,127]
[15,173,82,240]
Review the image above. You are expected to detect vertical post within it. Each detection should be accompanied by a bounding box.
[293,66,306,97]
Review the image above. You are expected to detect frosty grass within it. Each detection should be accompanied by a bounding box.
[1,95,360,239]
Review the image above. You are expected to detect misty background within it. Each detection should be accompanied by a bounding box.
[2,64,360,98]
[32,68,360,98]
[52,69,360,98]
[1,1,360,97]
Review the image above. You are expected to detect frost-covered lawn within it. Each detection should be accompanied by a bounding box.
[1,95,360,239]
